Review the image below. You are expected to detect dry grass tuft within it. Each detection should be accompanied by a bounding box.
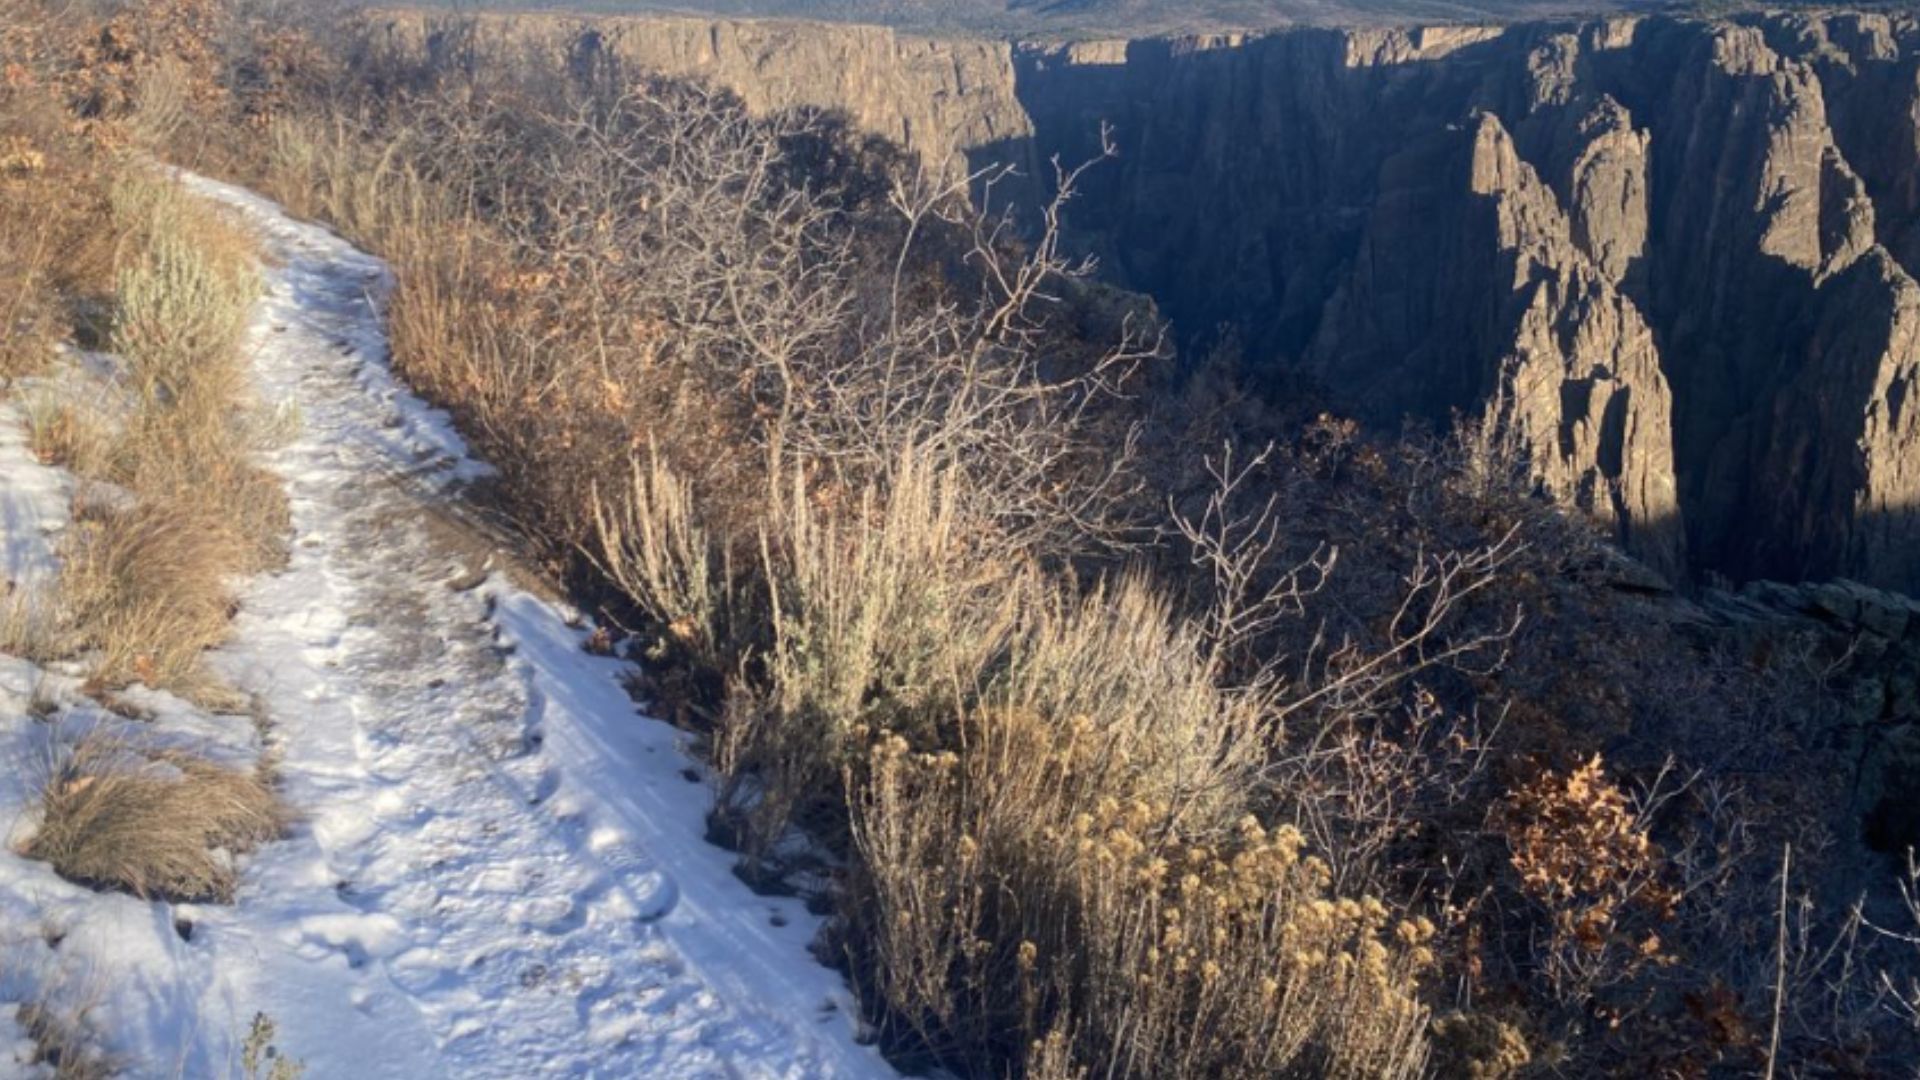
[0,581,57,662]
[23,391,118,479]
[56,496,246,699]
[26,736,286,903]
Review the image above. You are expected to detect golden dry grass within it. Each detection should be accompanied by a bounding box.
[56,495,249,699]
[26,736,286,903]
[1,69,277,643]
[2,2,298,939]
[0,122,112,380]
[7,175,283,703]
[0,585,58,665]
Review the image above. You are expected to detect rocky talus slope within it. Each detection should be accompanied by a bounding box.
[366,10,1920,595]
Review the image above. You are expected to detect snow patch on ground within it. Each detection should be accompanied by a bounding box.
[0,175,893,1078]
[0,398,69,588]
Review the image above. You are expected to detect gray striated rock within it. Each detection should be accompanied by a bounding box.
[1005,14,1920,595]
[1558,96,1649,284]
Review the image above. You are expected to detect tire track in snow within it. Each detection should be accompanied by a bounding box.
[183,174,891,1080]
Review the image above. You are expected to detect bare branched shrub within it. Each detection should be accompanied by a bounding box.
[1871,854,1920,1036]
[26,736,286,903]
[1169,441,1336,678]
[264,73,1154,559]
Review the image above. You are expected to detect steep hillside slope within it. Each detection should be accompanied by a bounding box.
[362,10,1920,592]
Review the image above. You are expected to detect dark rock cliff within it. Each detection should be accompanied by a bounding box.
[1013,15,1920,593]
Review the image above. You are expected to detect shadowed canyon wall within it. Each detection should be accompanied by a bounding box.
[364,10,1920,593]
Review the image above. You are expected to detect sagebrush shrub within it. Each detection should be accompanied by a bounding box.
[110,178,257,401]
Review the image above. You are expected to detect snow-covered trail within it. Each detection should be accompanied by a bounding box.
[174,175,892,1079]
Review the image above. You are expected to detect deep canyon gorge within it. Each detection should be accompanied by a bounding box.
[373,8,1920,596]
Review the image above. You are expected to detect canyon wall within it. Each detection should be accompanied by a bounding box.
[364,10,1920,594]
[356,12,1035,187]
[1013,15,1920,591]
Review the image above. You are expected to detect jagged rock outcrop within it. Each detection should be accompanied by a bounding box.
[357,9,1920,595]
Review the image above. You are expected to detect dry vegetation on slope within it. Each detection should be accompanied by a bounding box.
[8,0,1920,1074]
[251,68,1445,1076]
[215,14,1920,1077]
[1,0,288,907]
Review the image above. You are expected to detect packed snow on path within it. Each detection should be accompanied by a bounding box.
[0,175,895,1079]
